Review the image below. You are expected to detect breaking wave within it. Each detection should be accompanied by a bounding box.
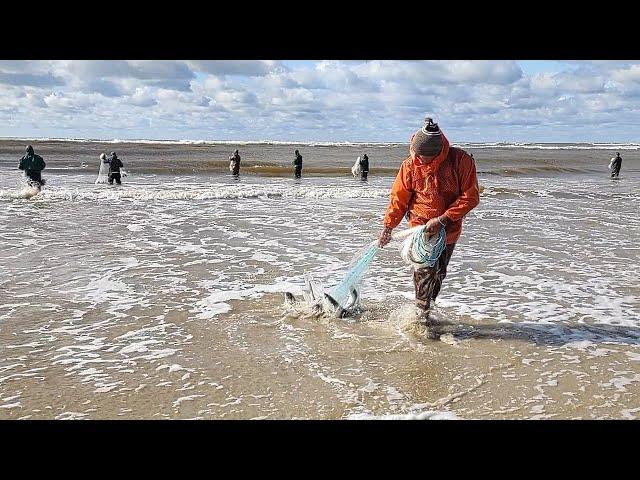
[0,184,392,202]
[4,136,640,150]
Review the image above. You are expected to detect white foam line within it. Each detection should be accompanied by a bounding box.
[193,281,303,319]
[173,395,205,408]
[348,410,459,420]
[55,412,89,420]
[118,340,161,354]
[1,184,390,202]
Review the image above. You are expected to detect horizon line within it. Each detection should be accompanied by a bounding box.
[1,136,638,146]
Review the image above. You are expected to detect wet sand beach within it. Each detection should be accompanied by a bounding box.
[1,139,638,419]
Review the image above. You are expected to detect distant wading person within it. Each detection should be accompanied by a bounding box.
[293,149,303,178]
[352,153,370,180]
[609,152,622,178]
[18,145,46,189]
[108,152,124,185]
[229,149,241,176]
[96,153,110,184]
[359,153,369,180]
[378,117,480,319]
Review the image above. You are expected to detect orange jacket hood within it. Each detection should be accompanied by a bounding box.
[383,141,480,244]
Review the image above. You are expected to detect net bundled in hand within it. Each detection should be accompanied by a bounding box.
[401,225,446,269]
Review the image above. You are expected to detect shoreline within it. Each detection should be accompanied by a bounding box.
[3,137,640,150]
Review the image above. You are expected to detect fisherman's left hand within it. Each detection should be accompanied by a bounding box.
[425,216,444,235]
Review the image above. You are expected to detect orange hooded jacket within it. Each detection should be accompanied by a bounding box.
[383,134,480,245]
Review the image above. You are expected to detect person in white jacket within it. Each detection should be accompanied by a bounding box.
[609,152,622,178]
[351,154,369,180]
[95,153,110,184]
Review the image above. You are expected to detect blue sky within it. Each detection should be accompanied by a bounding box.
[518,60,566,75]
[1,60,638,142]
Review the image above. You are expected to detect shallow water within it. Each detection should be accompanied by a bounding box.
[1,144,639,419]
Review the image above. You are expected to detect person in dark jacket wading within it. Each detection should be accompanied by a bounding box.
[359,153,369,180]
[108,152,124,185]
[229,149,241,177]
[293,149,303,178]
[18,145,46,189]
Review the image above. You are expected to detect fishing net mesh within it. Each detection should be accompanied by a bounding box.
[329,241,378,308]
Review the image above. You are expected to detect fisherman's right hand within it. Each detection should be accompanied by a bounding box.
[378,227,393,248]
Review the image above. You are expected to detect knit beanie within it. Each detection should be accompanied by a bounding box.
[410,117,443,157]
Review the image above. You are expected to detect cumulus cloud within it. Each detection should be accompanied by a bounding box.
[128,88,159,107]
[611,64,640,83]
[82,78,125,97]
[1,60,640,141]
[0,71,65,88]
[356,60,522,86]
[186,60,285,77]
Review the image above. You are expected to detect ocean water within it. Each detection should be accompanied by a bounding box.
[0,140,639,419]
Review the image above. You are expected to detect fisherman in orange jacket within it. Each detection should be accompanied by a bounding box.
[378,117,480,317]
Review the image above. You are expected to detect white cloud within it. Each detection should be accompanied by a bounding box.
[2,60,640,141]
[128,87,158,107]
[611,64,640,83]
[187,60,284,77]
[356,60,522,85]
[0,71,64,88]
